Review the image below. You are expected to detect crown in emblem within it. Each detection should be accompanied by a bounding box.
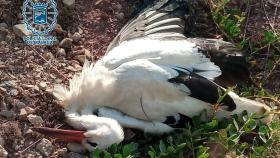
[33,2,47,8]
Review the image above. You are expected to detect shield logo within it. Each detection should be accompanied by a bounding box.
[33,3,47,25]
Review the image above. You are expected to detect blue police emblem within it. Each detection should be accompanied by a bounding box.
[22,0,58,45]
[33,3,47,25]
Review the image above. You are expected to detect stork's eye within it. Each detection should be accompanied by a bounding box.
[87,141,97,147]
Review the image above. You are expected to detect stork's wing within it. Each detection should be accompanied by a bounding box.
[111,59,236,126]
[103,0,250,86]
[100,39,221,80]
[106,0,188,53]
[186,38,251,87]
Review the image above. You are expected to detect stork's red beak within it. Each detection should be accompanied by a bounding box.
[32,127,86,142]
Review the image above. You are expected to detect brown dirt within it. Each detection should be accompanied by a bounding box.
[0,0,279,157]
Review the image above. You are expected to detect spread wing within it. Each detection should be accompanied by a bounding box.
[101,0,250,86]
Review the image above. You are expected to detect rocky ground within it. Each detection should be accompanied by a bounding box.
[0,0,279,158]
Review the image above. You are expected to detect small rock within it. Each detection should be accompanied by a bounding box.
[0,23,8,29]
[54,24,63,34]
[19,108,28,116]
[0,28,8,41]
[15,100,26,108]
[57,148,68,157]
[71,32,81,42]
[78,27,83,34]
[63,152,84,158]
[42,52,54,60]
[0,136,4,146]
[59,38,73,49]
[57,48,66,57]
[0,110,14,119]
[13,24,31,38]
[36,138,53,157]
[0,87,7,92]
[0,145,8,158]
[116,3,122,10]
[84,49,91,58]
[116,12,124,20]
[63,0,75,7]
[25,107,35,114]
[27,114,43,126]
[74,55,86,65]
[38,82,47,91]
[3,80,17,88]
[9,89,19,96]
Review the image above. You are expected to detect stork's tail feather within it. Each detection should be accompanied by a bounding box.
[53,85,71,108]
[53,60,95,108]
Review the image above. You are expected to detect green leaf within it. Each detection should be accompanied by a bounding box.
[114,154,123,158]
[244,119,257,132]
[196,146,209,158]
[167,146,176,154]
[177,143,187,150]
[236,142,248,155]
[263,31,277,45]
[122,143,138,157]
[253,146,265,156]
[233,118,239,131]
[92,148,101,158]
[203,119,218,131]
[228,133,241,144]
[148,147,156,158]
[104,152,112,158]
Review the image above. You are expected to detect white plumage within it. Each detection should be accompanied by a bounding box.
[39,0,273,151]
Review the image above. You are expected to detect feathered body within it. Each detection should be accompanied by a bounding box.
[50,0,272,151]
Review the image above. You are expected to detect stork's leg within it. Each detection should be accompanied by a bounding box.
[97,107,174,134]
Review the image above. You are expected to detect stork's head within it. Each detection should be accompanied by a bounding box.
[33,115,124,151]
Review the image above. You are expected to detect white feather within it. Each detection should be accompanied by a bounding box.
[98,38,222,80]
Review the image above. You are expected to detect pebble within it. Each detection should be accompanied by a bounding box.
[57,48,66,57]
[0,110,14,119]
[59,38,73,49]
[78,27,83,34]
[54,24,63,34]
[15,100,26,108]
[0,136,4,146]
[27,114,44,126]
[84,49,91,58]
[19,108,28,116]
[63,152,84,158]
[13,24,32,38]
[74,55,86,65]
[71,32,81,42]
[25,107,35,114]
[10,89,19,96]
[0,28,8,41]
[57,148,68,157]
[63,0,75,7]
[0,145,8,158]
[36,138,53,157]
[116,12,124,20]
[42,52,54,60]
[38,82,47,91]
[116,3,122,10]
[0,23,8,29]
[3,80,17,88]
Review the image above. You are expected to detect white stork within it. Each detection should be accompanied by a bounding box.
[34,0,273,152]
